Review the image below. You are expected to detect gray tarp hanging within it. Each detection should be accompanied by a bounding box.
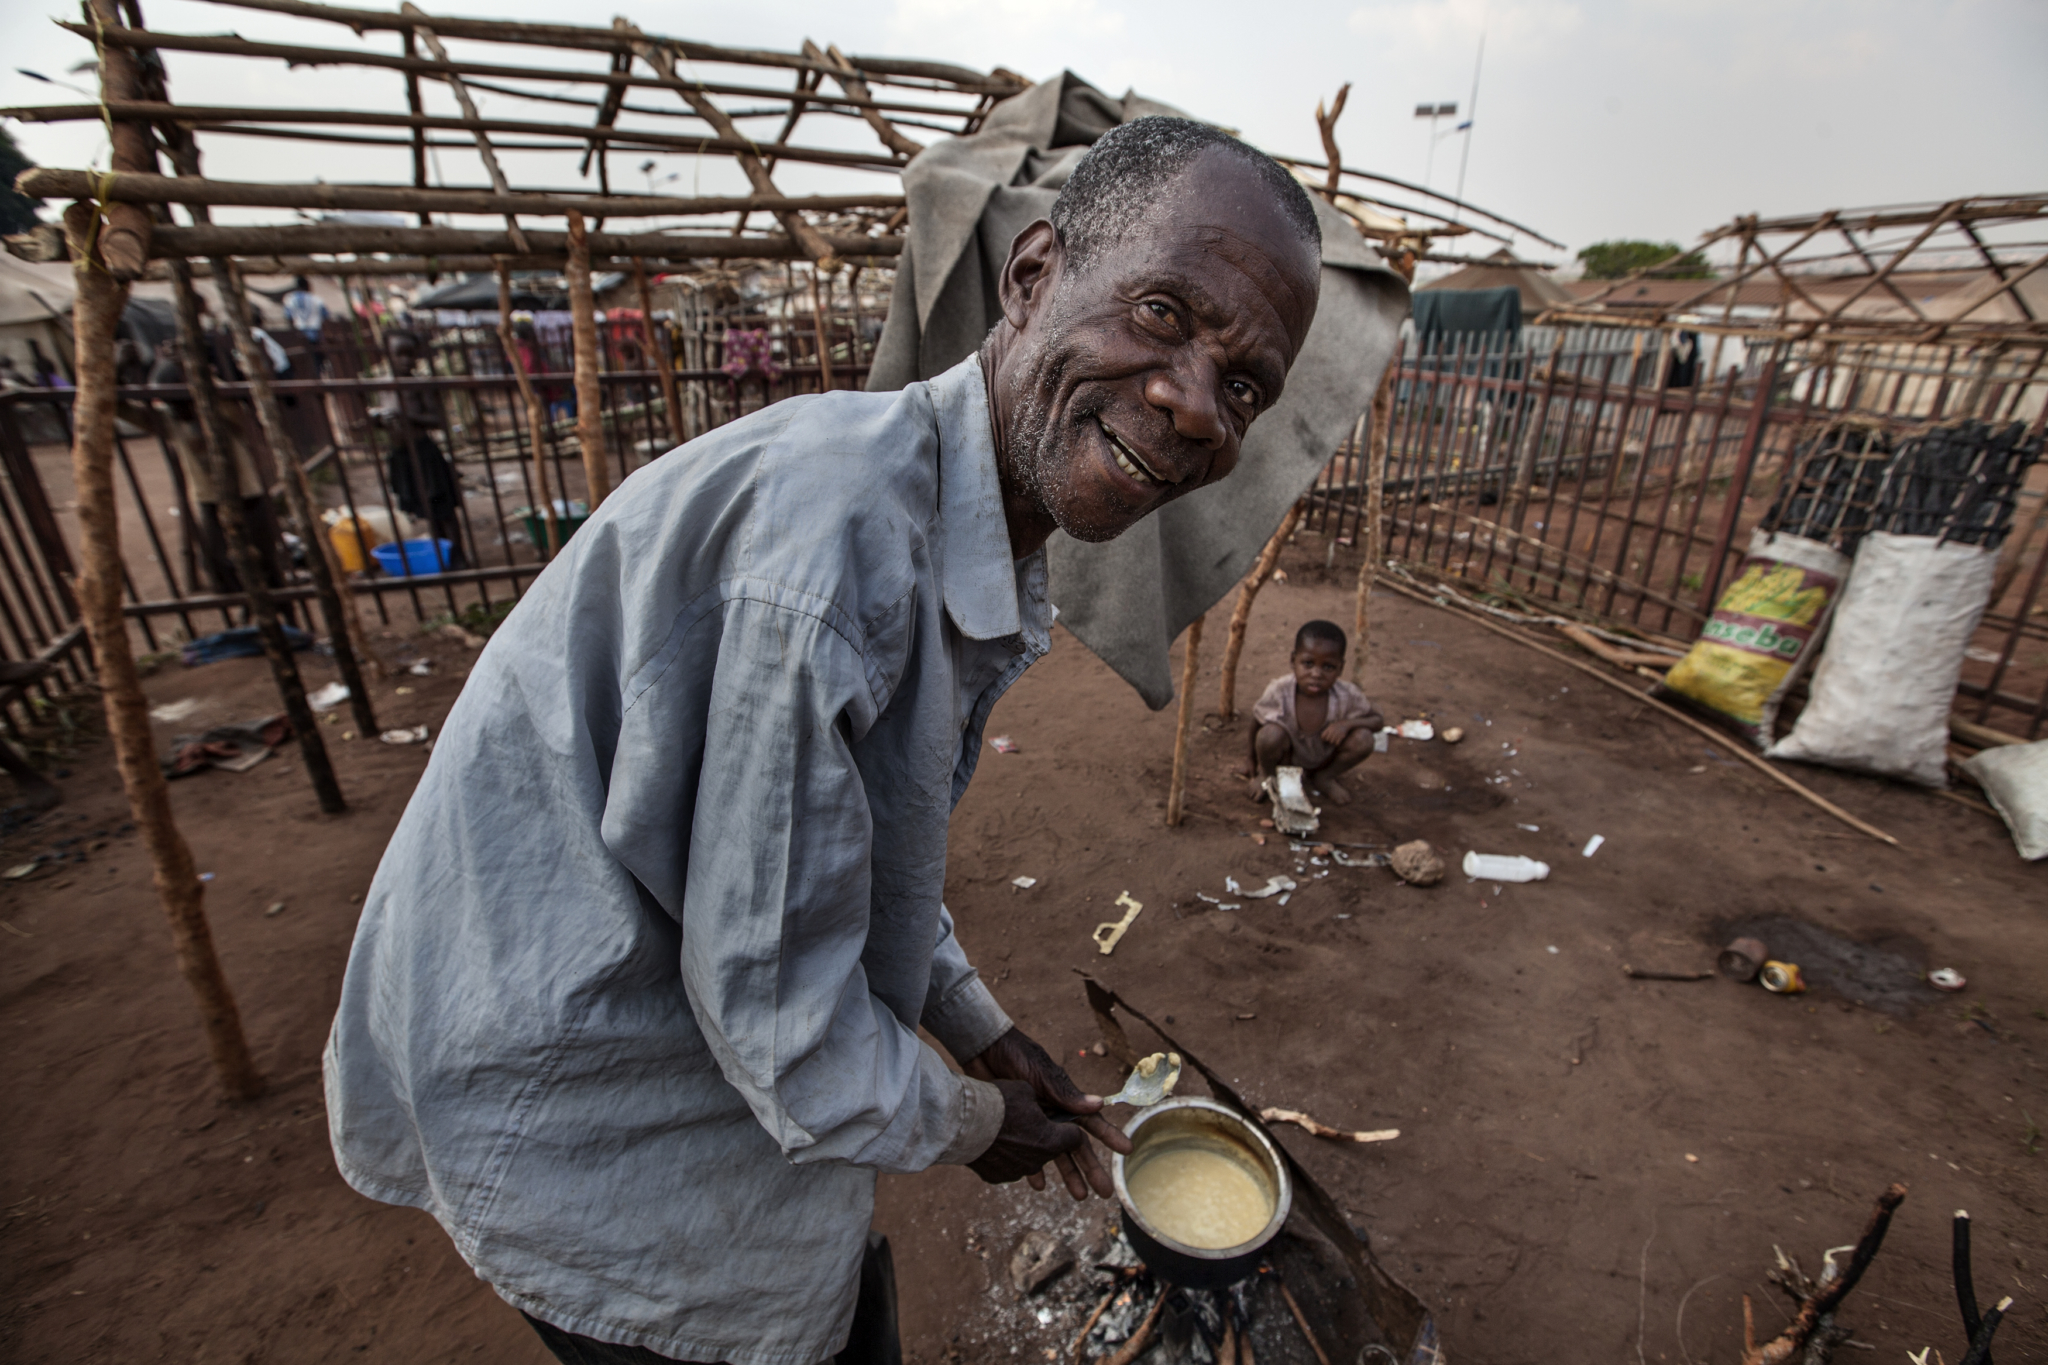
[868,73,1410,709]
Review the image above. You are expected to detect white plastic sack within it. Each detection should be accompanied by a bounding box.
[1964,740,2048,860]
[1767,532,1998,786]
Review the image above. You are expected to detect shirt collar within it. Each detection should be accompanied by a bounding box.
[929,354,1039,643]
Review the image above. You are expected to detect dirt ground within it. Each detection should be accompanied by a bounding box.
[2,539,2044,1364]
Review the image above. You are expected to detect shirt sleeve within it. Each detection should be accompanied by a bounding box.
[922,903,1013,1063]
[1251,676,1290,728]
[609,593,1000,1174]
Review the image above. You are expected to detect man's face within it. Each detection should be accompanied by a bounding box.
[996,149,1320,544]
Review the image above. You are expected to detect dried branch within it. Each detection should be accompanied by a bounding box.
[1740,1183,1907,1365]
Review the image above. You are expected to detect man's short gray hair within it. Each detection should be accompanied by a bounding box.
[1050,117,1322,276]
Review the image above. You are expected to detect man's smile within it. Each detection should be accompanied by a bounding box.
[1099,417,1173,489]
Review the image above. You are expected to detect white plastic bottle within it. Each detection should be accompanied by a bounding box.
[1462,851,1551,882]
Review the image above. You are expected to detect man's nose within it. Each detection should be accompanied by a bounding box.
[1143,355,1229,457]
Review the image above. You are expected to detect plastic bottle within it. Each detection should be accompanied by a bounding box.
[1461,851,1551,882]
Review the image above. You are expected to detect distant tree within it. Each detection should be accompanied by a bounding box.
[0,126,45,235]
[1577,239,1714,280]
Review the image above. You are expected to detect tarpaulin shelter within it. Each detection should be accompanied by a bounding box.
[868,73,1410,707]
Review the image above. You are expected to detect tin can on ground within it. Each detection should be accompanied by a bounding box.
[1759,960,1806,994]
[1718,937,1768,982]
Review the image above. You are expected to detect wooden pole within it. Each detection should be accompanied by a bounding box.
[496,261,559,556]
[621,22,842,265]
[80,0,153,279]
[19,169,907,222]
[210,256,381,735]
[61,211,264,1102]
[1217,499,1305,720]
[566,211,611,508]
[1165,614,1206,828]
[165,260,347,813]
[634,260,687,447]
[807,266,836,391]
[1353,377,1392,685]
[400,0,532,253]
[1314,84,1350,197]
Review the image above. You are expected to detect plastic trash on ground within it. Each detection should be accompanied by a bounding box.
[1461,851,1550,882]
[307,681,351,712]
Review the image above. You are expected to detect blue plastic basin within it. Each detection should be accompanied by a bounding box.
[371,537,455,576]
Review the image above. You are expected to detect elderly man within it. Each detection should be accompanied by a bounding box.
[325,117,1322,1365]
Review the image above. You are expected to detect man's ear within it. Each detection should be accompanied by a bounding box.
[998,220,1062,331]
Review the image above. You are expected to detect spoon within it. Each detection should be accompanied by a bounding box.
[1102,1051,1182,1107]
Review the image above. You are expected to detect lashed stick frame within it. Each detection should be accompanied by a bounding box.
[16,0,1024,1100]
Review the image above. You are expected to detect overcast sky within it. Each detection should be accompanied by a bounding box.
[5,0,2044,266]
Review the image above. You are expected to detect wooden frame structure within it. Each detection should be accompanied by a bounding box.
[1,0,1025,1099]
[1546,196,2048,345]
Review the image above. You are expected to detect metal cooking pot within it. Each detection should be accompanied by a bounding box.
[1112,1097,1292,1288]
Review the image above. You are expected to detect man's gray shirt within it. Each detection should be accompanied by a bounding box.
[324,356,1039,1365]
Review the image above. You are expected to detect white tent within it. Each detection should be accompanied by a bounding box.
[0,254,76,385]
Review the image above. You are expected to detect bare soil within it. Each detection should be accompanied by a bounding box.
[3,542,2044,1364]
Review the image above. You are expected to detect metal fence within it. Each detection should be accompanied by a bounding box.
[1304,325,2048,739]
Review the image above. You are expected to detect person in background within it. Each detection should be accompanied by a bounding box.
[283,275,328,341]
[378,329,465,569]
[1246,619,1383,806]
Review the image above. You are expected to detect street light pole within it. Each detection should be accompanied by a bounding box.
[1453,33,1486,220]
[1414,100,1457,189]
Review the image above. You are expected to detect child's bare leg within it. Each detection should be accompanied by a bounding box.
[1310,728,1376,805]
[1248,723,1293,801]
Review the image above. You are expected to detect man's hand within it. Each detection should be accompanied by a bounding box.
[964,1027,1133,1199]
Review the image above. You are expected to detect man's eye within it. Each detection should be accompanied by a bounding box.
[1227,380,1259,407]
[1147,301,1175,323]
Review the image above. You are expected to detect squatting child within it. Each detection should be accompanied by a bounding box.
[1245,619,1383,806]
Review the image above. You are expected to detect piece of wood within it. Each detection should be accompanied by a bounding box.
[807,267,835,391]
[621,24,839,264]
[20,169,906,221]
[1273,1274,1333,1365]
[400,1,530,252]
[1353,369,1393,685]
[1741,1183,1907,1365]
[198,0,1027,93]
[1555,621,1673,671]
[495,261,559,558]
[817,41,924,158]
[1097,1289,1167,1365]
[64,207,263,1104]
[1314,84,1349,196]
[211,255,381,734]
[165,261,346,815]
[75,23,997,119]
[1950,713,2027,750]
[5,102,906,173]
[1622,966,1714,981]
[1166,615,1205,827]
[139,221,897,262]
[1068,1288,1117,1361]
[1259,1107,1400,1143]
[1218,499,1304,719]
[80,0,153,279]
[634,260,686,448]
[1374,571,1901,845]
[565,211,610,508]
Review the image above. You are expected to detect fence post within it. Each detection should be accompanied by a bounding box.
[1696,352,1782,614]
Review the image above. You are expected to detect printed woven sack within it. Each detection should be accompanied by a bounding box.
[1657,529,1848,748]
